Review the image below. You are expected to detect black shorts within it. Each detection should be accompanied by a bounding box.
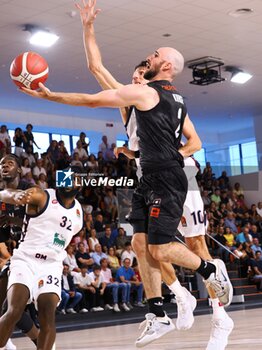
[129,166,187,245]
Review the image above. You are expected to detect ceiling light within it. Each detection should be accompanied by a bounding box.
[29,30,59,47]
[231,71,252,84]
[24,24,59,48]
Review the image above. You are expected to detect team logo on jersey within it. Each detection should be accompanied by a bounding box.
[172,94,184,104]
[53,233,66,249]
[153,198,161,207]
[181,216,187,227]
[76,209,81,217]
[56,169,74,188]
[38,279,44,288]
[150,207,160,218]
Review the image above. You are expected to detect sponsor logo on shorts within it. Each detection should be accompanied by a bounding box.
[181,216,187,227]
[35,253,47,260]
[153,198,161,206]
[150,207,160,218]
[76,209,81,217]
[38,279,44,288]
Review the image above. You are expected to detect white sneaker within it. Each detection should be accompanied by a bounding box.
[79,308,88,313]
[96,306,104,311]
[206,314,234,350]
[66,308,77,314]
[205,259,233,307]
[113,303,121,312]
[176,287,197,330]
[104,304,113,310]
[4,339,16,350]
[122,303,130,312]
[135,313,175,348]
[136,301,146,308]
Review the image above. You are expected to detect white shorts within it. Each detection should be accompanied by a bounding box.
[8,252,62,306]
[178,189,207,238]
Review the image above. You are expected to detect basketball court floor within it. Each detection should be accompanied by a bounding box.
[12,308,262,350]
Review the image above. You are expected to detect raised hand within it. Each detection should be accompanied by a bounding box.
[75,0,101,27]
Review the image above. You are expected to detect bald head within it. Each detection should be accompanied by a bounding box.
[145,47,184,81]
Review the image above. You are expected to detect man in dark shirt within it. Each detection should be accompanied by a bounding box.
[75,242,94,269]
[250,251,262,290]
[99,227,116,253]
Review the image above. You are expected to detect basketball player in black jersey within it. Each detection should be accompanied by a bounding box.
[22,25,233,350]
[0,155,39,350]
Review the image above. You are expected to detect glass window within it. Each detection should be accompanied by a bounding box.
[241,141,258,174]
[33,132,50,155]
[193,148,206,168]
[116,139,128,147]
[8,129,15,146]
[229,145,241,175]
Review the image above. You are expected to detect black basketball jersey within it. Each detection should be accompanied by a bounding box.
[134,80,187,170]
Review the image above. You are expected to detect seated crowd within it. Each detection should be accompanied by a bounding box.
[0,124,261,314]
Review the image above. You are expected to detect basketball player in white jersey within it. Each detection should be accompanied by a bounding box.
[0,169,83,350]
[75,2,233,349]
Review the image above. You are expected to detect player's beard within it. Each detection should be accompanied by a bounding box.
[57,187,80,199]
[143,61,163,80]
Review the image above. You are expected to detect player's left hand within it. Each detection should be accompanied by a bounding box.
[75,0,101,27]
[20,83,52,99]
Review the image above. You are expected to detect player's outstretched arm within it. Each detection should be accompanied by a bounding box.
[21,82,158,111]
[76,0,123,91]
[0,187,47,208]
[179,114,202,157]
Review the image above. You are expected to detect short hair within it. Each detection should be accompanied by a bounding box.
[1,154,21,168]
[26,123,33,129]
[124,241,132,247]
[134,60,148,71]
[93,264,101,271]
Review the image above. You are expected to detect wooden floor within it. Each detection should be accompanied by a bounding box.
[13,308,262,350]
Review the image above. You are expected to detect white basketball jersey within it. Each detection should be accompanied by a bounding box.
[15,189,83,263]
[125,107,142,179]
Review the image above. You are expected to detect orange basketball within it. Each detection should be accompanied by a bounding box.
[10,52,49,90]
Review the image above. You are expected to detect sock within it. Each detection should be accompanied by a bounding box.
[148,297,165,317]
[211,298,227,319]
[168,280,186,300]
[196,259,216,280]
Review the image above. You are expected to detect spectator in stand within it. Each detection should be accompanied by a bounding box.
[249,251,262,290]
[201,190,211,209]
[22,146,36,167]
[75,242,94,270]
[237,194,248,211]
[213,226,229,262]
[73,267,93,313]
[99,226,116,253]
[21,157,31,177]
[108,247,120,275]
[251,238,262,255]
[257,201,262,218]
[73,229,88,250]
[88,228,99,252]
[97,151,106,171]
[100,258,129,312]
[23,124,40,152]
[99,135,109,158]
[94,213,106,233]
[78,132,89,153]
[211,188,221,206]
[220,190,230,205]
[57,140,70,169]
[58,264,82,314]
[73,140,88,164]
[103,188,118,222]
[236,227,252,244]
[37,173,48,190]
[233,182,244,197]
[219,203,228,218]
[89,264,106,311]
[13,127,26,157]
[47,140,60,165]
[90,243,108,265]
[218,171,229,187]
[249,224,260,240]
[0,125,11,156]
[64,245,81,272]
[70,152,83,168]
[116,258,144,308]
[224,211,238,234]
[104,143,117,162]
[32,158,46,180]
[82,188,100,212]
[86,154,99,171]
[223,227,236,250]
[233,202,245,226]
[121,241,136,266]
[22,171,36,186]
[116,227,129,256]
[249,204,260,225]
